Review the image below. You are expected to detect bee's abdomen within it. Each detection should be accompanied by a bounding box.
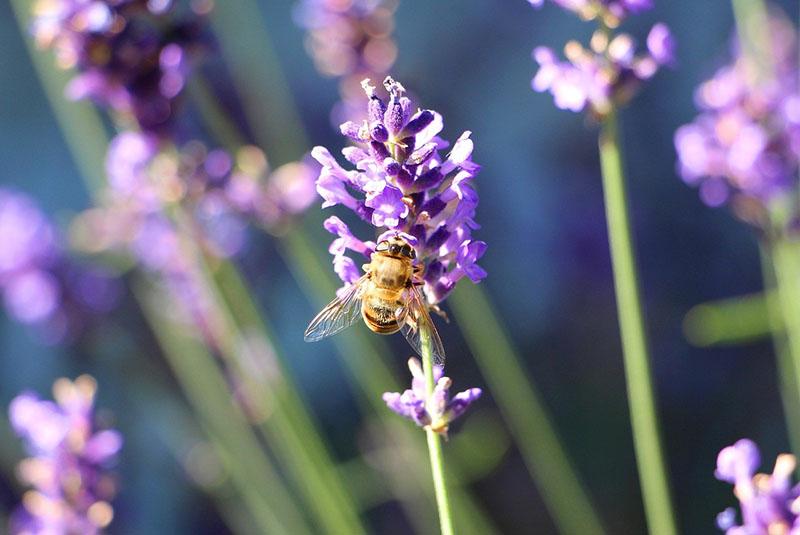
[362,298,402,334]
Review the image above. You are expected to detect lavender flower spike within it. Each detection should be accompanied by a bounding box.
[311,76,487,305]
[31,0,209,134]
[9,375,122,535]
[383,358,482,437]
[674,11,798,224]
[532,24,675,118]
[714,439,800,533]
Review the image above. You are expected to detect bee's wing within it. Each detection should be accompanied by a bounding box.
[400,286,446,366]
[304,275,368,342]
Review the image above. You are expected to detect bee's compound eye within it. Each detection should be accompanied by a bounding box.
[376,241,389,252]
[408,246,416,259]
[389,244,400,255]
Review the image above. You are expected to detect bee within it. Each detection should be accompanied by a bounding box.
[304,235,445,365]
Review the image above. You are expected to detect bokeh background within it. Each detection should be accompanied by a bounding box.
[0,0,797,533]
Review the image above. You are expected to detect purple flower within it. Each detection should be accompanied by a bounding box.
[31,0,208,135]
[647,23,676,66]
[382,358,482,436]
[714,439,800,533]
[528,0,653,27]
[294,0,398,79]
[674,12,798,220]
[0,189,120,339]
[532,25,674,118]
[294,0,399,124]
[87,136,318,266]
[9,376,121,535]
[311,77,487,304]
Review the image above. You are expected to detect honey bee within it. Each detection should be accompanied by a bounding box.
[304,235,445,365]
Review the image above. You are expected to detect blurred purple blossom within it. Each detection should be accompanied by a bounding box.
[31,0,210,134]
[714,439,800,533]
[383,357,482,436]
[80,134,318,263]
[528,0,653,27]
[311,76,487,305]
[0,188,121,342]
[674,12,798,220]
[9,375,121,535]
[532,24,674,118]
[294,0,398,124]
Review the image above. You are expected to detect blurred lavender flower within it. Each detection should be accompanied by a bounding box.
[528,0,653,27]
[31,0,210,134]
[674,13,798,222]
[9,375,122,535]
[294,0,398,124]
[312,76,486,304]
[0,188,120,342]
[294,0,397,79]
[714,438,800,533]
[75,133,317,261]
[532,24,674,118]
[383,357,482,436]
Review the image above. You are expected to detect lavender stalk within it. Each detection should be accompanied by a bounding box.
[137,280,311,535]
[422,329,455,535]
[529,2,677,531]
[449,283,605,534]
[599,109,677,535]
[759,244,800,454]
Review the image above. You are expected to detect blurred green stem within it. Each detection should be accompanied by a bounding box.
[731,0,774,82]
[209,0,308,164]
[768,237,800,450]
[137,279,311,535]
[683,291,773,346]
[174,211,367,535]
[598,110,676,535]
[449,284,605,535]
[759,242,800,455]
[422,330,455,535]
[9,0,107,196]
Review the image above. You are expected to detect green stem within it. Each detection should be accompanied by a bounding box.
[208,0,308,164]
[173,212,366,535]
[598,110,677,535]
[449,284,606,535]
[136,279,312,535]
[759,242,800,456]
[730,0,774,83]
[9,0,108,196]
[206,257,367,535]
[769,237,800,449]
[683,291,773,346]
[422,329,455,535]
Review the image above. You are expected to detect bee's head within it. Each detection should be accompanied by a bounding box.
[375,236,416,260]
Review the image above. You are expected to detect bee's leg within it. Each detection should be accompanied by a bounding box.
[430,304,450,323]
[362,264,372,276]
[411,265,425,286]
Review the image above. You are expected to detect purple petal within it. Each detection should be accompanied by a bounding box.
[647,23,675,66]
[333,255,361,284]
[716,439,760,484]
[84,430,123,464]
